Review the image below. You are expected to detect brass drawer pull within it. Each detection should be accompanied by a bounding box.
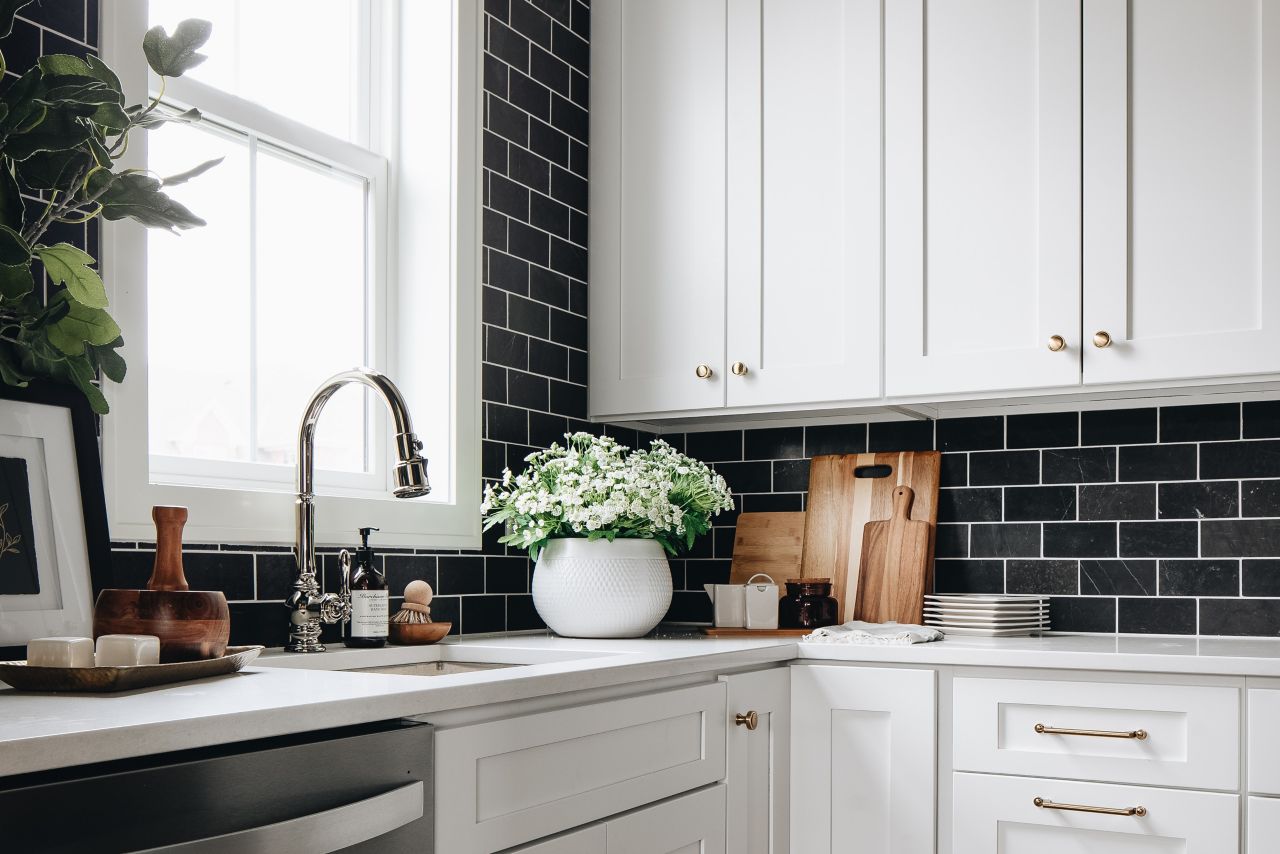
[1035,723,1147,740]
[1034,797,1147,817]
[734,710,759,731]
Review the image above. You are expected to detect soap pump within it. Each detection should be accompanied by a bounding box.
[343,526,388,648]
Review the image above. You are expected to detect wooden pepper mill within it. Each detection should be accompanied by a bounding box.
[93,506,231,662]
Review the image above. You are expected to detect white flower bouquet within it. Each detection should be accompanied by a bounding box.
[481,432,735,561]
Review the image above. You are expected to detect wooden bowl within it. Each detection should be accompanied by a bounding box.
[93,588,230,662]
[389,621,452,645]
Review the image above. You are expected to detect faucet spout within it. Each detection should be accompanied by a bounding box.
[287,368,430,653]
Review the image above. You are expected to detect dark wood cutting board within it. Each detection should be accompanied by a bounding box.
[799,450,940,623]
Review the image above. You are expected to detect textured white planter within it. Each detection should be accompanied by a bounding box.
[532,538,673,638]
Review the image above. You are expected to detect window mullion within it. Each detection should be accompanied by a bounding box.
[248,133,259,465]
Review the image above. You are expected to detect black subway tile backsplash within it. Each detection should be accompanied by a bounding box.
[938,488,1002,523]
[1160,403,1240,443]
[1007,411,1078,449]
[1050,596,1116,632]
[1244,401,1280,439]
[805,423,868,457]
[969,450,1040,486]
[971,524,1041,558]
[1044,522,1117,558]
[1157,481,1239,519]
[1003,485,1075,522]
[1119,444,1197,482]
[935,559,1004,593]
[1119,521,1199,558]
[1158,560,1239,597]
[1080,560,1156,596]
[745,427,805,460]
[868,420,934,452]
[1006,560,1078,595]
[1243,560,1280,597]
[1201,440,1280,479]
[1202,519,1280,557]
[1119,597,1197,634]
[1042,447,1116,484]
[937,416,1004,452]
[1082,408,1157,446]
[1199,598,1280,637]
[1078,483,1156,521]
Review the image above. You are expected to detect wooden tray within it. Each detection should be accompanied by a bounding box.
[700,627,813,637]
[0,645,264,693]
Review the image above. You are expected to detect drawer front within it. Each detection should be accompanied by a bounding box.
[953,771,1239,854]
[953,676,1239,789]
[1249,796,1280,851]
[1249,690,1280,794]
[435,682,727,853]
[507,824,607,854]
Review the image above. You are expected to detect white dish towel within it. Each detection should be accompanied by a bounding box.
[803,620,944,645]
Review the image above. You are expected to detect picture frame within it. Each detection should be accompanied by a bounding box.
[0,382,113,657]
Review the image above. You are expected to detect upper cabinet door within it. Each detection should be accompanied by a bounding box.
[724,0,883,407]
[588,0,727,417]
[884,0,1083,397]
[1083,0,1280,384]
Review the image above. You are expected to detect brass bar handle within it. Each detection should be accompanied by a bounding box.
[1035,723,1148,740]
[734,711,759,731]
[1034,797,1147,817]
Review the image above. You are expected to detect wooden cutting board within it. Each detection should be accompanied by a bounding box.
[800,450,940,623]
[855,486,932,624]
[729,511,806,590]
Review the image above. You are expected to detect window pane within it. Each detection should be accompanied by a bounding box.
[254,146,368,473]
[148,123,252,463]
[148,0,362,142]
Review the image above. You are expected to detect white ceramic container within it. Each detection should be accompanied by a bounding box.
[26,637,95,668]
[95,634,161,667]
[532,538,673,638]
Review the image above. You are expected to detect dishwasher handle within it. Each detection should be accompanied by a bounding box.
[128,780,424,854]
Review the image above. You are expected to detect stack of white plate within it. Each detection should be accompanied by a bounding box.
[923,593,1050,636]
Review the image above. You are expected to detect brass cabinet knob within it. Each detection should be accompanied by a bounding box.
[694,364,713,379]
[1047,335,1067,352]
[731,361,749,376]
[734,710,759,731]
[1093,330,1113,349]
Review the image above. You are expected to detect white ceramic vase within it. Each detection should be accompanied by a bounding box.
[532,538,673,638]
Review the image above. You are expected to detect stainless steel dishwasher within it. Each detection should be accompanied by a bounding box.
[0,719,432,853]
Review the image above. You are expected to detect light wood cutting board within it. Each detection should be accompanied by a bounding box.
[799,451,940,623]
[855,485,932,624]
[729,511,806,591]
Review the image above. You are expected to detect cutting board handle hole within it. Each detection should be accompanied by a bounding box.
[853,464,893,479]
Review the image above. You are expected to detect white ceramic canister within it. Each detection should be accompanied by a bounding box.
[743,573,780,630]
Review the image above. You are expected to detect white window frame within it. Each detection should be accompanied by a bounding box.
[100,0,483,549]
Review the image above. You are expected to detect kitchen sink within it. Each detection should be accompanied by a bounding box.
[354,661,522,677]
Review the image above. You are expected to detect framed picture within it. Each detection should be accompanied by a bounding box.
[0,382,113,654]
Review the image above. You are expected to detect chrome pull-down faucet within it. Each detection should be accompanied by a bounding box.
[285,368,430,652]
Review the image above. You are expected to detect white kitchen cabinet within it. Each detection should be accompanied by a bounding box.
[590,0,882,419]
[1082,0,1280,385]
[589,0,728,416]
[1249,796,1280,853]
[952,772,1239,853]
[434,682,726,853]
[509,786,726,854]
[1250,689,1280,795]
[607,785,727,854]
[884,0,1083,397]
[721,668,790,853]
[723,0,882,408]
[790,665,936,854]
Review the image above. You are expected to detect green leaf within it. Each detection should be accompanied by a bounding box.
[37,55,92,77]
[66,355,107,413]
[99,172,206,231]
[6,107,92,159]
[0,165,23,231]
[35,243,107,308]
[130,104,200,130]
[143,19,212,78]
[0,68,44,138]
[161,156,222,187]
[91,101,129,133]
[87,335,126,383]
[46,292,120,355]
[84,56,123,99]
[15,146,91,190]
[0,224,29,265]
[0,262,33,300]
[0,346,32,388]
[0,0,33,39]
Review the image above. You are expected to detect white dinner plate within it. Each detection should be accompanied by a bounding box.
[931,625,1047,637]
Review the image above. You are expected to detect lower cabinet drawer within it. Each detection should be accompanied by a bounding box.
[1249,796,1280,851]
[953,772,1239,853]
[1249,690,1280,794]
[953,676,1239,789]
[435,682,727,853]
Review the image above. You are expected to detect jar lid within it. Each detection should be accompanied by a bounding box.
[786,576,831,584]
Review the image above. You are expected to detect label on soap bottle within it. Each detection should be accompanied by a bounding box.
[350,589,389,638]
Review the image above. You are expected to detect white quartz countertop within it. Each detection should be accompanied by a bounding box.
[7,632,1280,778]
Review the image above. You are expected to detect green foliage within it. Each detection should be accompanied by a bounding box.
[0,11,215,413]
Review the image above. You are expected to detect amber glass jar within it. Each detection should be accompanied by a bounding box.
[778,578,840,629]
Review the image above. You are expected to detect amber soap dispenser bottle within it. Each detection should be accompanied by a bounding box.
[344,526,389,648]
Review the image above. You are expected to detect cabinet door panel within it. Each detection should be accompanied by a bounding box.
[589,0,726,417]
[1250,796,1280,852]
[791,665,936,853]
[885,0,1082,396]
[606,785,727,854]
[722,668,790,854]
[725,0,882,407]
[1084,0,1280,383]
[953,772,1239,853]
